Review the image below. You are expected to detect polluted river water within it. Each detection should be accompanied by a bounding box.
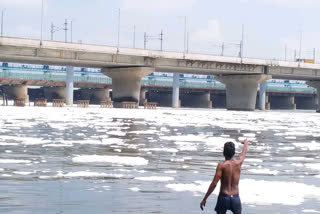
[0,106,319,214]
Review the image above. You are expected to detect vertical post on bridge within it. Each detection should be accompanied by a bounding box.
[65,66,74,105]
[259,81,267,110]
[172,73,180,108]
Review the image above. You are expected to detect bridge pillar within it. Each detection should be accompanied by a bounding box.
[307,81,320,112]
[2,84,29,101]
[65,66,74,105]
[216,74,271,111]
[139,88,148,106]
[79,88,111,104]
[102,67,154,108]
[181,91,212,108]
[259,81,267,110]
[172,73,180,108]
[43,86,66,101]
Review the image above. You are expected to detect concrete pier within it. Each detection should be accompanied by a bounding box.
[216,74,271,111]
[259,81,267,110]
[2,84,29,101]
[43,86,66,101]
[181,91,212,108]
[79,88,111,104]
[139,88,148,106]
[307,81,320,112]
[172,73,180,108]
[269,95,296,110]
[102,67,154,108]
[65,66,74,105]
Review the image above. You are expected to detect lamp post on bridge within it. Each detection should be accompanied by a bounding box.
[1,8,5,37]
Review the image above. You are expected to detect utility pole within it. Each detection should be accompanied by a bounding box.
[70,20,73,43]
[186,31,189,53]
[117,8,120,53]
[133,25,136,48]
[294,49,297,61]
[183,16,187,57]
[313,48,316,62]
[284,44,287,61]
[40,0,44,44]
[144,32,147,49]
[221,42,225,56]
[63,19,68,42]
[160,29,163,51]
[50,22,54,40]
[240,24,244,58]
[1,9,5,37]
[299,31,302,61]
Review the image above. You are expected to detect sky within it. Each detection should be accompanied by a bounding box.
[1,0,320,61]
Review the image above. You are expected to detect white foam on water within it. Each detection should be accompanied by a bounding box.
[292,163,304,167]
[0,168,4,171]
[56,171,124,178]
[302,209,320,213]
[129,187,140,192]
[43,144,73,147]
[0,159,31,164]
[293,142,320,151]
[1,174,12,177]
[140,148,178,153]
[174,142,197,151]
[129,130,158,135]
[166,179,320,206]
[72,155,149,166]
[245,158,263,163]
[4,150,12,153]
[286,157,314,161]
[0,142,19,146]
[248,169,279,175]
[107,131,126,136]
[13,171,34,175]
[285,136,297,140]
[134,176,174,182]
[164,170,177,174]
[161,135,205,142]
[305,163,320,171]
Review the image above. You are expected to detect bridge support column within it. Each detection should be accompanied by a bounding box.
[139,88,148,106]
[43,86,66,102]
[2,84,29,101]
[307,81,320,112]
[216,74,271,111]
[79,88,111,104]
[181,91,212,108]
[259,81,267,110]
[102,67,154,108]
[65,66,74,105]
[172,73,180,108]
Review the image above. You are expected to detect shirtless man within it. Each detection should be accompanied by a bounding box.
[200,139,248,214]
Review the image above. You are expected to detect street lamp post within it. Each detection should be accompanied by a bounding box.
[1,9,5,37]
[40,0,44,44]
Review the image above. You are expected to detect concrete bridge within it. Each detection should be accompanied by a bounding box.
[0,36,319,111]
[0,64,317,110]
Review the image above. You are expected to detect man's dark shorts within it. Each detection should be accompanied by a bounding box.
[215,193,242,213]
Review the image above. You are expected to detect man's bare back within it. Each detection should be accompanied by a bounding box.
[200,140,248,214]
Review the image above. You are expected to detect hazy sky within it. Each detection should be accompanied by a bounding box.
[1,0,320,60]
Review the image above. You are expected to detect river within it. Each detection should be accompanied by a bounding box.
[0,106,319,214]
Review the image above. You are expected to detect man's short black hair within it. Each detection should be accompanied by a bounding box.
[223,142,235,159]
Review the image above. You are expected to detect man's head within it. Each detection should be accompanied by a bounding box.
[223,142,235,160]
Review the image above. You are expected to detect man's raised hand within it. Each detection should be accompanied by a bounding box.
[241,139,248,145]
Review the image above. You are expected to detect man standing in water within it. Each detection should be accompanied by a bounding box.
[200,139,248,214]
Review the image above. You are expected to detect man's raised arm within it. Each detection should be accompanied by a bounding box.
[239,139,248,165]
